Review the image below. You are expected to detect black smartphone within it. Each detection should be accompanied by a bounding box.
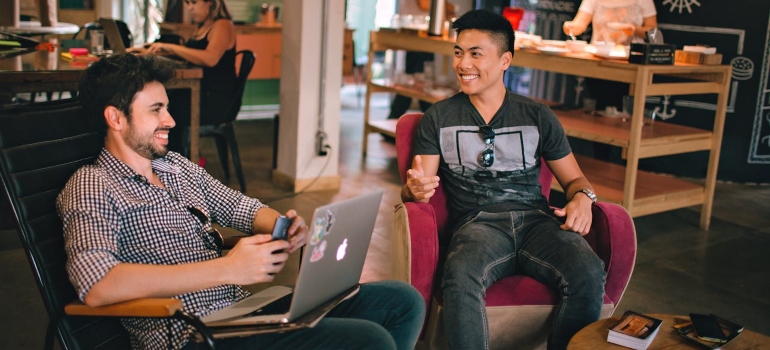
[268,216,292,268]
[271,216,291,241]
[690,313,727,343]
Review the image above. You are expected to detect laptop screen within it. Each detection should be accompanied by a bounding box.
[101,19,127,54]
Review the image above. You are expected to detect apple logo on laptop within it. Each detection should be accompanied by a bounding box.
[336,239,348,261]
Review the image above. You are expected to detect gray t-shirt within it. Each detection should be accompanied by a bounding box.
[414,91,572,225]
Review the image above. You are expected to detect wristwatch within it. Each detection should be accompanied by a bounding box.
[576,189,597,203]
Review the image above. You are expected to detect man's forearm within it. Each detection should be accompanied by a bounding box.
[564,179,594,202]
[84,258,230,307]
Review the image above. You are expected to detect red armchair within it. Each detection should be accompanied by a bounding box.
[391,113,637,349]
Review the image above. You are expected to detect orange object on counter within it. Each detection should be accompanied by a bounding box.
[36,42,55,52]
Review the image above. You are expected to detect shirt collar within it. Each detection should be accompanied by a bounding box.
[96,148,182,180]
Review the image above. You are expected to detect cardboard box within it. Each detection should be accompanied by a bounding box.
[628,43,675,65]
[674,50,723,65]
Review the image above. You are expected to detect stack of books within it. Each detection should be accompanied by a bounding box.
[607,311,663,350]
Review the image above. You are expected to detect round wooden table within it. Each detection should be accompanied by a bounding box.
[568,314,770,349]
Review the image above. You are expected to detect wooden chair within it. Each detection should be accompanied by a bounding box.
[391,112,637,349]
[0,99,215,349]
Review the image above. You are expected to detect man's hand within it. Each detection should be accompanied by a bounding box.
[563,21,579,36]
[405,155,440,202]
[223,234,290,285]
[553,194,593,235]
[283,209,308,253]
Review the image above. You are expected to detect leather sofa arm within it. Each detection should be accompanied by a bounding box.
[65,298,183,317]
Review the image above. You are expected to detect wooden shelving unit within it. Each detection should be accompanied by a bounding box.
[363,30,732,229]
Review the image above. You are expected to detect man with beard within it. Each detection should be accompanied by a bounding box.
[57,54,425,350]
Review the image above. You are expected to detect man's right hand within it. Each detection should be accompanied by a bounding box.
[404,155,440,202]
[223,234,290,285]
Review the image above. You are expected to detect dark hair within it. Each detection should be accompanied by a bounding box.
[79,54,176,134]
[207,0,233,21]
[452,9,515,56]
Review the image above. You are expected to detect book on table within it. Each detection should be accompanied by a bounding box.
[675,313,743,349]
[606,311,663,350]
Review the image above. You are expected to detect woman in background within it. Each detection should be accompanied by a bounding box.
[137,0,237,155]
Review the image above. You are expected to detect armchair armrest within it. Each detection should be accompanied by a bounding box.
[392,202,440,311]
[65,298,216,349]
[589,202,637,306]
[65,298,183,317]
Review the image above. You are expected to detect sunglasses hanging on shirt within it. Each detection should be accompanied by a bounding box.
[187,206,224,254]
[477,125,496,168]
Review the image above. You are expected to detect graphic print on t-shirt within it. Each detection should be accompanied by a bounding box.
[440,125,540,175]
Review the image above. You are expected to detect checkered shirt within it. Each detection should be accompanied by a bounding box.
[57,149,266,349]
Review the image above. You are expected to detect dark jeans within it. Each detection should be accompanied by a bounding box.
[441,210,606,350]
[387,95,432,120]
[183,281,425,350]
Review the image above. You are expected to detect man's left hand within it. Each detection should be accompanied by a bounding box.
[553,194,593,235]
[284,210,308,253]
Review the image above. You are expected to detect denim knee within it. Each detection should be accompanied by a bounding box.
[566,250,606,298]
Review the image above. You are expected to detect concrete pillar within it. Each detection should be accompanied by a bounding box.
[273,0,344,192]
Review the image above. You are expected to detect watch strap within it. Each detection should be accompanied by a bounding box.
[576,188,597,203]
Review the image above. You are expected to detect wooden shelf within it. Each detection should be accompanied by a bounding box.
[553,109,713,158]
[551,155,704,217]
[367,119,398,138]
[363,30,732,229]
[369,79,455,104]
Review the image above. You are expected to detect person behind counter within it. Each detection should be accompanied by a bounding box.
[562,0,657,46]
[132,0,236,156]
[562,0,658,162]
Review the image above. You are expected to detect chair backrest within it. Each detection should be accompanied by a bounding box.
[395,113,555,236]
[224,50,256,124]
[0,99,132,349]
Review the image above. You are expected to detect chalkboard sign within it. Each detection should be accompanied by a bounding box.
[648,0,770,183]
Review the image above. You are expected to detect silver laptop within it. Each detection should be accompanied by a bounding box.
[201,191,383,327]
[101,18,127,54]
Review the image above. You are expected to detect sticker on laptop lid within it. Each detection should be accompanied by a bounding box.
[310,240,327,262]
[310,209,336,246]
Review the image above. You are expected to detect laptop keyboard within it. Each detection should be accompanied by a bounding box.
[246,292,294,317]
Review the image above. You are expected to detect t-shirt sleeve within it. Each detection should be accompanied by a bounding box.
[413,106,442,155]
[641,0,657,17]
[538,105,572,161]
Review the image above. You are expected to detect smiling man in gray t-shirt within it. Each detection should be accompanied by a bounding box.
[401,9,606,350]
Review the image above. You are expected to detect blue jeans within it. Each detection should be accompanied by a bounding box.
[184,281,425,350]
[441,210,606,350]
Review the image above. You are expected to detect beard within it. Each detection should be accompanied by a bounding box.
[125,125,170,160]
